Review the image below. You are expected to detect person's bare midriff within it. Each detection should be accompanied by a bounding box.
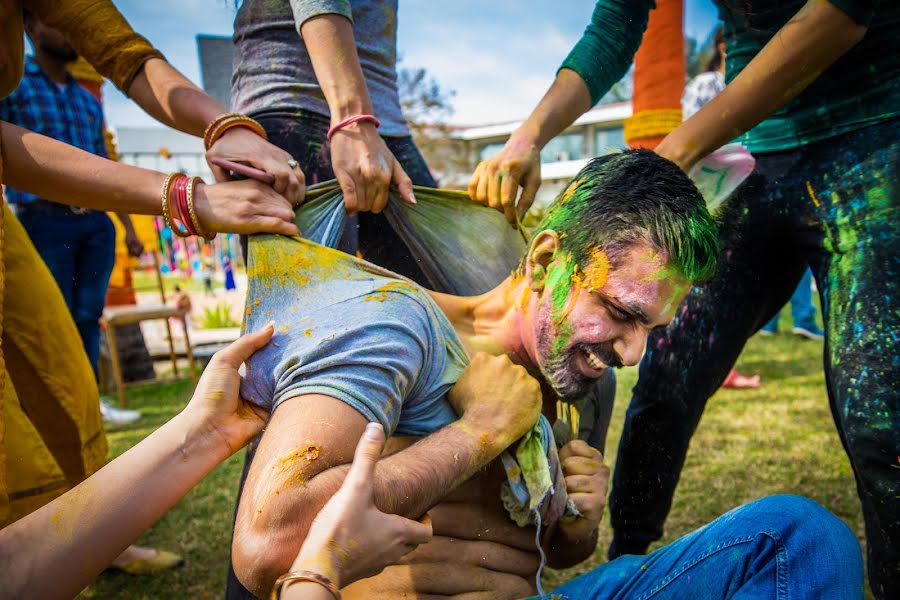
[342,439,541,599]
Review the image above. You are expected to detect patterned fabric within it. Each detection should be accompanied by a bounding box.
[681,71,725,119]
[0,57,107,205]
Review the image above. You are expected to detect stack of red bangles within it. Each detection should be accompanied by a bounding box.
[161,172,213,240]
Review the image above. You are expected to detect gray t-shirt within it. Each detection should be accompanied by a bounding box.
[232,0,409,137]
[240,235,465,436]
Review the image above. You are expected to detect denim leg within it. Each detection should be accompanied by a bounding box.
[71,213,116,377]
[17,209,77,312]
[762,310,780,333]
[550,496,862,600]
[789,268,817,330]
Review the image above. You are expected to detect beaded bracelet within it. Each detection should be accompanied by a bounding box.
[272,570,340,600]
[326,114,381,141]
[203,112,268,150]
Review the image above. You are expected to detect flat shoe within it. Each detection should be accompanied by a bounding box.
[109,549,185,575]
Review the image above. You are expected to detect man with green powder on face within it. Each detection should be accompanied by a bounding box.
[227,150,860,599]
[470,2,899,597]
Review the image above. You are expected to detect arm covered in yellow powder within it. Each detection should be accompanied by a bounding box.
[232,353,544,597]
[0,327,274,600]
[655,0,868,171]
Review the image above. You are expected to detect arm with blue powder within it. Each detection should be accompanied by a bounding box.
[468,0,654,222]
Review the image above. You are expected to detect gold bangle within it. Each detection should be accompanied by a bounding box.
[186,176,213,240]
[203,113,268,150]
[271,570,340,600]
[160,172,179,233]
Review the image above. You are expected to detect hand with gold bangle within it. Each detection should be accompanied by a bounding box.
[203,112,306,207]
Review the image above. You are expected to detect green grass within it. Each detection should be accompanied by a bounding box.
[79,331,869,599]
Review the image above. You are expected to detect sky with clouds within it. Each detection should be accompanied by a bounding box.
[101,0,721,130]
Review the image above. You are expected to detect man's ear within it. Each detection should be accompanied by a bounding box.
[524,231,560,292]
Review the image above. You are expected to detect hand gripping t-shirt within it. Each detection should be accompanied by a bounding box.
[240,234,466,437]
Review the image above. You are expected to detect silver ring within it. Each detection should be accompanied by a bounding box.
[287,159,299,169]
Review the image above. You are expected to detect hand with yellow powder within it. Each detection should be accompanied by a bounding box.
[0,326,276,600]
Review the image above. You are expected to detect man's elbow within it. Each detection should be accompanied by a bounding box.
[232,520,310,597]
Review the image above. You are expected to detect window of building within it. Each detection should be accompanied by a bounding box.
[540,132,584,163]
[478,142,506,162]
[594,127,626,154]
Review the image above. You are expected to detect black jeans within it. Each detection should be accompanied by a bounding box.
[226,111,436,599]
[250,111,436,286]
[609,119,899,599]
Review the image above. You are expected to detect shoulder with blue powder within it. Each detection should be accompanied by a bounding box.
[240,236,465,437]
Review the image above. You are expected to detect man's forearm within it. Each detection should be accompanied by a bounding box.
[243,419,510,594]
[126,58,223,137]
[300,14,373,121]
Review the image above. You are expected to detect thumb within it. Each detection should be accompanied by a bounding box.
[344,422,385,494]
[214,322,274,368]
[392,161,417,205]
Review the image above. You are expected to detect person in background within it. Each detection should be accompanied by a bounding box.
[203,259,215,297]
[224,256,236,292]
[0,13,154,422]
[759,267,825,340]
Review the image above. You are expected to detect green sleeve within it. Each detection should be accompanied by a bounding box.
[826,0,878,26]
[559,0,656,106]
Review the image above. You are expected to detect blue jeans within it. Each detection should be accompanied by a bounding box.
[546,495,862,599]
[17,204,116,379]
[762,268,817,332]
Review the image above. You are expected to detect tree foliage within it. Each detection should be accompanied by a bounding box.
[397,63,467,185]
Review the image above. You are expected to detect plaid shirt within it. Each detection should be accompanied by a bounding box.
[0,56,108,205]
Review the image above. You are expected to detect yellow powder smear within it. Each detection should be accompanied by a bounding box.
[580,247,610,291]
[253,298,261,307]
[304,328,313,338]
[280,323,290,334]
[559,177,584,205]
[364,280,415,302]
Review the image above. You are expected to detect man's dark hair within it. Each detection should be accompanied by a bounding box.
[527,149,719,283]
[22,8,35,22]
